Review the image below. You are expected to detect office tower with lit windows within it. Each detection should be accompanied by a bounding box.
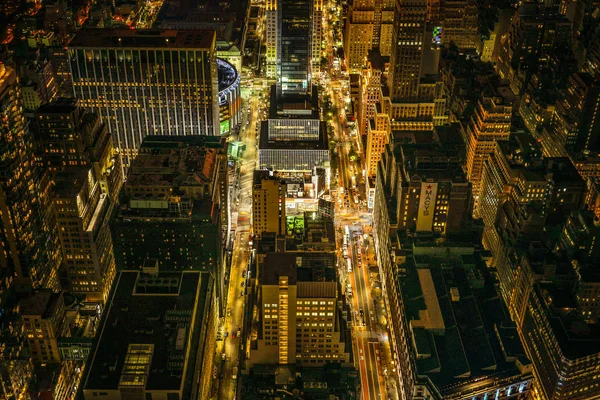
[19,291,67,365]
[358,52,386,138]
[479,157,600,400]
[366,108,391,177]
[0,65,62,291]
[373,131,534,400]
[248,252,351,367]
[395,133,472,235]
[496,2,572,95]
[278,0,312,97]
[344,0,396,72]
[259,87,330,173]
[110,136,227,311]
[33,99,123,302]
[345,1,375,73]
[265,0,278,79]
[384,0,447,134]
[463,87,513,215]
[252,171,287,239]
[312,0,324,77]
[441,0,478,49]
[68,29,220,165]
[390,0,428,101]
[547,73,600,156]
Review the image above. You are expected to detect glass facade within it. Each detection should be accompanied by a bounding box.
[278,0,312,97]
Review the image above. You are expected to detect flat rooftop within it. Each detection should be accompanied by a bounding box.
[68,28,216,50]
[83,270,211,393]
[401,245,531,394]
[259,121,329,151]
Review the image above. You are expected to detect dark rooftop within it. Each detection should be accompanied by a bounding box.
[83,270,211,393]
[68,28,216,50]
[401,243,531,395]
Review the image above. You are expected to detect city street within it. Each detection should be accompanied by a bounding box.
[215,82,263,400]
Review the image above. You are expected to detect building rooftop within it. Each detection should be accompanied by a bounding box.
[262,252,337,286]
[124,136,225,193]
[259,121,329,151]
[401,242,531,395]
[83,270,211,394]
[156,0,248,45]
[19,290,62,319]
[68,28,216,50]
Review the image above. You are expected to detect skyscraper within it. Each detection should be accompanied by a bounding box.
[278,0,312,97]
[345,0,395,73]
[265,0,279,79]
[464,88,513,215]
[252,171,287,239]
[248,252,351,366]
[390,0,428,101]
[68,29,220,165]
[0,65,62,290]
[33,99,123,302]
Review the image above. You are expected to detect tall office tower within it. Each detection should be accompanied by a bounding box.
[441,0,478,49]
[551,73,600,155]
[496,3,572,95]
[464,89,513,215]
[19,291,67,364]
[278,0,312,97]
[390,0,428,101]
[259,87,330,173]
[33,99,123,200]
[358,54,385,138]
[248,252,351,366]
[345,0,375,73]
[68,29,220,165]
[344,0,395,72]
[110,136,227,311]
[33,100,123,302]
[366,109,391,177]
[395,132,473,235]
[265,0,278,79]
[312,0,324,77]
[0,65,62,290]
[252,171,287,239]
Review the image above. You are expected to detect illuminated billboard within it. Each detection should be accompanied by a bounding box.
[220,119,230,135]
[432,26,443,46]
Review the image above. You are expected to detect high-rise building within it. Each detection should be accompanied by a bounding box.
[345,0,396,73]
[33,99,123,302]
[394,131,473,235]
[278,0,312,97]
[496,3,572,95]
[110,136,227,310]
[68,29,220,164]
[463,87,513,215]
[311,0,324,77]
[551,73,600,155]
[344,3,375,73]
[441,0,479,49]
[265,0,279,79]
[389,0,428,101]
[248,252,351,366]
[0,64,62,290]
[252,171,287,239]
[258,87,330,173]
[19,291,67,364]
